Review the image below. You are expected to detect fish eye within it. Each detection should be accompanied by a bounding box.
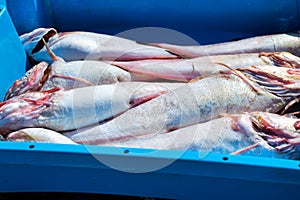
[294,121,300,130]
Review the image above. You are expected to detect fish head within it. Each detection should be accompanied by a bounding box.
[0,89,59,134]
[228,112,300,156]
[250,112,300,138]
[259,52,300,68]
[249,111,300,154]
[4,62,52,100]
[6,130,36,142]
[20,28,57,58]
[240,65,300,99]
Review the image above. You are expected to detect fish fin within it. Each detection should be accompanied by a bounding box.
[52,74,93,86]
[136,41,184,59]
[230,143,261,155]
[41,38,65,62]
[31,28,57,54]
[215,62,265,94]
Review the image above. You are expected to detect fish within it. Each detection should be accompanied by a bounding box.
[5,40,161,100]
[111,52,300,82]
[0,82,184,134]
[147,32,300,58]
[63,65,300,145]
[4,60,133,100]
[6,128,77,144]
[97,112,300,160]
[20,27,179,63]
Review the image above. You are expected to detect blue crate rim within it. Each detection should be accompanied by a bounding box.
[0,141,299,171]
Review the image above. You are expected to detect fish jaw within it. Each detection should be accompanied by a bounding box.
[0,89,58,134]
[235,112,300,156]
[4,62,52,100]
[7,128,77,144]
[6,130,36,142]
[259,52,300,68]
[240,65,300,99]
[20,28,57,57]
[226,112,297,155]
[250,112,300,138]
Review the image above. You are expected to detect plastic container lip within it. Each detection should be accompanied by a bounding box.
[0,141,299,171]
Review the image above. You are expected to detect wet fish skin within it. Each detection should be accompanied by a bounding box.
[148,33,300,58]
[6,128,76,144]
[20,28,179,63]
[4,60,134,100]
[101,112,300,160]
[99,114,277,157]
[0,82,184,134]
[111,52,300,82]
[64,69,289,145]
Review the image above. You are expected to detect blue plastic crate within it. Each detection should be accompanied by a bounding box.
[1,0,300,199]
[0,1,25,100]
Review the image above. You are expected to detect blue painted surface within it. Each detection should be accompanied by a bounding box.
[2,0,300,198]
[0,3,26,100]
[6,0,300,44]
[0,142,300,199]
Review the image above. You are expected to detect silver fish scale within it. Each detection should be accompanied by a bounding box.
[66,73,286,145]
[190,74,284,119]
[37,85,131,131]
[41,60,132,91]
[101,116,286,159]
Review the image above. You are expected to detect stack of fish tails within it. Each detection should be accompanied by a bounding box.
[2,27,300,160]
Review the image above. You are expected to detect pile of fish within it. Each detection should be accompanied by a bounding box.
[2,27,300,160]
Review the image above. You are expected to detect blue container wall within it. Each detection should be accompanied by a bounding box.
[0,3,26,100]
[2,1,300,198]
[7,0,300,44]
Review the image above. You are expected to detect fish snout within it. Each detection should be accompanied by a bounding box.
[4,62,51,100]
[20,28,58,56]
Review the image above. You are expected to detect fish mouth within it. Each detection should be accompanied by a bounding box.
[259,52,300,68]
[31,28,57,54]
[4,62,52,100]
[6,131,36,142]
[240,65,300,99]
[20,28,58,55]
[249,112,299,153]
